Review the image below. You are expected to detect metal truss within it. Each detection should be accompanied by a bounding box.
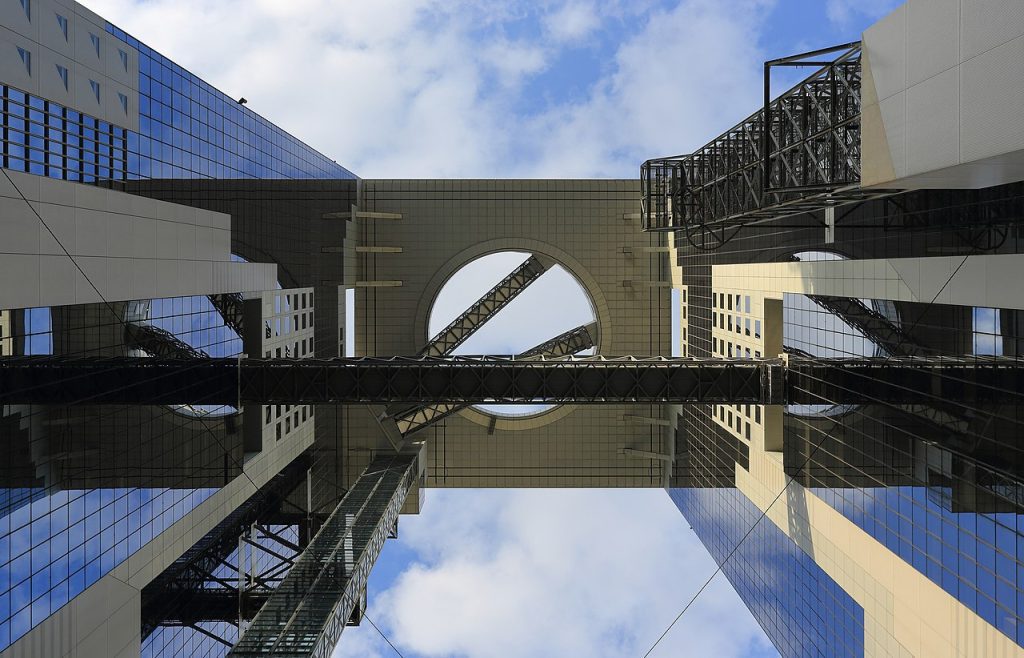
[787,356,1024,407]
[125,322,206,360]
[0,355,778,406]
[2,355,1021,407]
[229,453,418,658]
[807,296,923,357]
[142,454,313,640]
[209,292,246,336]
[392,322,597,436]
[420,255,548,357]
[641,42,893,238]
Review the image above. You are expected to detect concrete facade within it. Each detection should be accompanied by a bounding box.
[0,0,139,131]
[0,170,277,309]
[346,179,674,489]
[861,0,1024,189]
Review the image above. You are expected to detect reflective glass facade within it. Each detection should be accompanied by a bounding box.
[0,295,247,650]
[0,24,353,184]
[669,487,865,656]
[671,182,1024,654]
[0,12,352,655]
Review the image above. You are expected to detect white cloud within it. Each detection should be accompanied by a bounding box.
[76,4,787,655]
[335,489,777,658]
[543,1,601,43]
[83,0,776,178]
[825,0,901,28]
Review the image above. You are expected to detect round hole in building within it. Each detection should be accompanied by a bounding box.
[428,250,598,418]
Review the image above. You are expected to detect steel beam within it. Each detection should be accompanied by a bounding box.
[640,42,891,235]
[0,355,779,406]
[392,322,598,435]
[1,356,1021,407]
[420,255,548,357]
[807,296,923,356]
[124,323,206,360]
[229,453,418,658]
[209,293,246,336]
[142,454,311,639]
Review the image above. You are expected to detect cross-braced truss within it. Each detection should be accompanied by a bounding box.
[392,322,597,436]
[229,453,418,658]
[142,454,313,643]
[208,292,246,336]
[420,254,549,357]
[2,355,1021,407]
[641,42,894,239]
[125,322,207,360]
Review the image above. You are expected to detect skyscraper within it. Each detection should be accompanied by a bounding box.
[649,8,1024,656]
[0,1,1022,658]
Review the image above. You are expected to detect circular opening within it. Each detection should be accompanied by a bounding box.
[428,251,597,418]
[125,295,241,418]
[784,250,895,417]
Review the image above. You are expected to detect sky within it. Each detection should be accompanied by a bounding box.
[80,1,902,655]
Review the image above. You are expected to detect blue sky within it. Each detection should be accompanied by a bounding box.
[81,1,904,655]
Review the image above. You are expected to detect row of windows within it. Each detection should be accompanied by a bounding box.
[0,86,127,182]
[0,292,249,650]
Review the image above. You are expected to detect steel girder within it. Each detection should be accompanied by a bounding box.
[807,296,923,357]
[142,454,312,638]
[420,254,548,357]
[208,292,246,336]
[2,356,1021,407]
[392,322,598,436]
[124,322,206,360]
[229,453,418,658]
[641,42,892,235]
[0,355,778,406]
[787,357,1024,408]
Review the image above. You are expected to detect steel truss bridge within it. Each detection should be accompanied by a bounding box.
[1,355,1021,408]
[639,42,896,245]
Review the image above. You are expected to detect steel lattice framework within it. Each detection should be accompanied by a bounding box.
[392,322,597,436]
[640,42,893,240]
[807,295,923,357]
[208,292,246,336]
[2,355,1022,407]
[420,254,548,357]
[0,355,778,406]
[125,322,207,360]
[229,453,418,658]
[142,455,313,640]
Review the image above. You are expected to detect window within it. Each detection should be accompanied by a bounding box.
[55,64,68,90]
[56,14,68,40]
[19,0,30,20]
[16,47,30,75]
[755,320,762,339]
[89,80,100,103]
[118,49,128,72]
[117,93,128,114]
[745,296,751,314]
[755,406,761,424]
[89,33,101,57]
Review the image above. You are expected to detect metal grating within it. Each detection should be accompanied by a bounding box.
[420,255,548,357]
[228,453,418,658]
[640,42,896,240]
[392,322,597,436]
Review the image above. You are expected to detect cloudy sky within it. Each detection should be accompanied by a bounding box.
[82,1,900,655]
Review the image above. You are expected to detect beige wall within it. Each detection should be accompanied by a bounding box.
[861,0,1024,189]
[348,180,673,489]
